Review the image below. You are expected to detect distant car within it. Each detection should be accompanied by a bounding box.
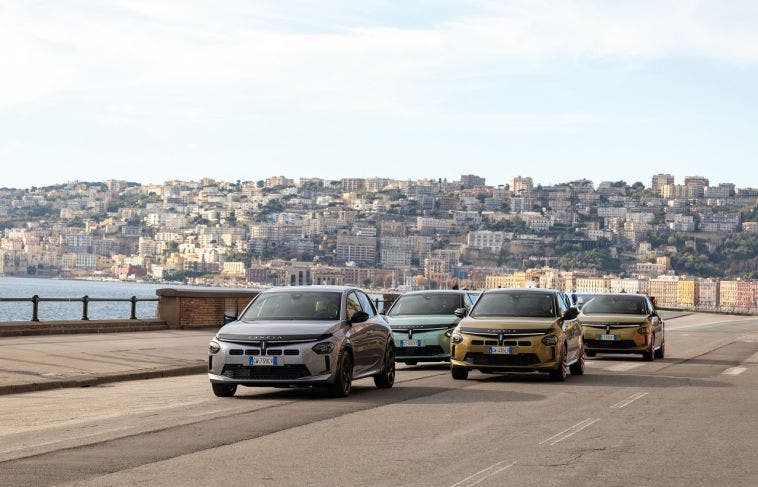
[450,288,584,381]
[579,293,665,360]
[385,290,480,365]
[208,286,395,397]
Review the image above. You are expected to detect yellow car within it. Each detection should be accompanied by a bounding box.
[450,288,584,381]
[579,293,664,360]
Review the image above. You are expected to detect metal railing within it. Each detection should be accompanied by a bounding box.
[0,295,160,322]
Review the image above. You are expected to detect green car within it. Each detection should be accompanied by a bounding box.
[386,290,480,365]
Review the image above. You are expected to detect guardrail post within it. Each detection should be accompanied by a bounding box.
[31,295,40,322]
[81,295,89,321]
[130,296,138,320]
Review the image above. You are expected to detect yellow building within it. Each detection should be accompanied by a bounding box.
[648,276,679,307]
[676,279,699,308]
[575,277,610,294]
[485,271,527,289]
[719,280,752,309]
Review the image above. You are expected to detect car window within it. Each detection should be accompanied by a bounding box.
[471,292,557,318]
[240,291,342,321]
[465,292,481,307]
[357,292,376,317]
[346,292,363,320]
[557,293,569,315]
[581,295,648,315]
[388,293,463,316]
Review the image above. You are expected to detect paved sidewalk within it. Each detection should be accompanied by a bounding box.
[0,329,214,395]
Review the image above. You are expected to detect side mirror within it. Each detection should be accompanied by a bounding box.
[563,307,579,321]
[454,308,467,318]
[349,311,369,324]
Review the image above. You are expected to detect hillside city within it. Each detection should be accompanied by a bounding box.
[1,174,756,311]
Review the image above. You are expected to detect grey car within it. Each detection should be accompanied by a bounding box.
[208,286,396,397]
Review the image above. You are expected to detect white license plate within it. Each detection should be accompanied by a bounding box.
[599,334,617,341]
[249,356,282,366]
[401,339,421,347]
[488,346,514,355]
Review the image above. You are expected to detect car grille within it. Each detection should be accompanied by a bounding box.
[221,364,312,380]
[396,345,446,356]
[463,352,541,366]
[585,339,638,349]
[471,340,533,346]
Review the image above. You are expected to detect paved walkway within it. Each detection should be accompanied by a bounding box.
[0,329,214,395]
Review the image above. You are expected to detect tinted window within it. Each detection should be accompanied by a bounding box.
[241,292,342,321]
[581,295,648,315]
[471,292,556,318]
[357,292,376,317]
[346,292,363,320]
[465,293,481,307]
[388,293,462,316]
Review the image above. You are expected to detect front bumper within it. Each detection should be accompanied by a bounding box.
[208,339,338,386]
[392,329,451,362]
[450,335,559,372]
[582,326,649,353]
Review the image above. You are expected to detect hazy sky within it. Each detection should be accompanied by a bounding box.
[1,0,757,189]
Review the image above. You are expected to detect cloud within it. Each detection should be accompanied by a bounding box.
[1,0,757,110]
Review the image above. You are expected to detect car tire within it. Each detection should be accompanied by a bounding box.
[642,335,655,361]
[328,351,353,397]
[404,361,418,366]
[211,383,237,397]
[374,344,395,389]
[451,365,469,380]
[549,343,569,382]
[569,345,585,376]
[655,339,665,359]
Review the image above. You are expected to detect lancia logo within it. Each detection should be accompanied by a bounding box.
[261,341,267,350]
[498,333,504,346]
[408,329,413,339]
[606,325,611,334]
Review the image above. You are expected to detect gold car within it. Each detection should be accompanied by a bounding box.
[450,289,584,381]
[579,294,664,360]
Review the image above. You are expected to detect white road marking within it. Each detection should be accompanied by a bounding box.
[448,460,517,487]
[539,418,600,446]
[722,367,747,376]
[606,363,645,372]
[610,392,649,409]
[0,425,135,456]
[669,318,752,330]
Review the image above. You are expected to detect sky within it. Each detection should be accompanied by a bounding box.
[1,0,757,189]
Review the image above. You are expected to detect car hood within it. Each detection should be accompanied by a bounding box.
[386,315,460,330]
[579,314,648,325]
[216,320,343,342]
[458,316,559,334]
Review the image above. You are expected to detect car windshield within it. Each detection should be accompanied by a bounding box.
[581,295,648,315]
[471,292,556,318]
[240,291,342,321]
[388,294,461,316]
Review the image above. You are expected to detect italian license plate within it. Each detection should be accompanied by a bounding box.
[401,339,420,347]
[249,356,281,366]
[599,334,617,341]
[488,346,514,355]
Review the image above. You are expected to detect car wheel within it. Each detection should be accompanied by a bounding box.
[404,361,418,366]
[655,339,665,359]
[586,350,596,357]
[211,383,237,397]
[451,365,469,380]
[374,344,395,389]
[328,351,353,397]
[642,335,655,361]
[570,345,585,376]
[549,343,569,382]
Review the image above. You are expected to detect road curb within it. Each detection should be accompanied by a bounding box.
[0,363,207,396]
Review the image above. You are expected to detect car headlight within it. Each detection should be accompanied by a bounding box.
[637,326,650,334]
[445,327,455,338]
[209,340,221,354]
[451,333,464,344]
[541,335,558,346]
[312,342,335,354]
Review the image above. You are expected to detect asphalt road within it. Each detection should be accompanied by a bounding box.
[1,312,757,486]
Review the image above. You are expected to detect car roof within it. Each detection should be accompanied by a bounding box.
[261,285,356,293]
[584,293,649,299]
[400,290,470,296]
[482,288,559,295]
